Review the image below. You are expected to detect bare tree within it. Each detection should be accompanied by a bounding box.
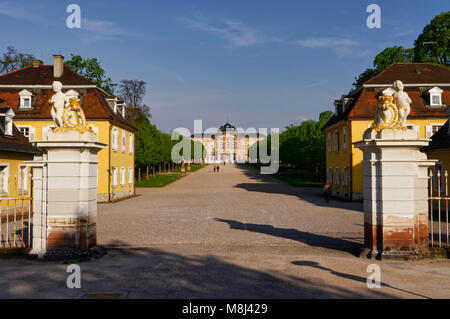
[0,46,35,74]
[118,79,152,123]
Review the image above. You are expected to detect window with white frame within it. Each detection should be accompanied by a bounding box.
[19,89,33,109]
[327,167,333,184]
[0,165,9,195]
[120,167,125,186]
[328,133,331,152]
[429,87,443,107]
[334,167,340,185]
[426,124,444,138]
[342,127,347,150]
[334,130,339,152]
[17,126,35,141]
[112,128,119,151]
[342,167,349,187]
[128,167,133,184]
[112,167,118,187]
[18,165,28,194]
[129,134,134,154]
[122,130,126,153]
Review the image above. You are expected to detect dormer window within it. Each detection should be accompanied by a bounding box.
[5,117,12,136]
[0,107,15,136]
[429,87,443,107]
[19,89,33,109]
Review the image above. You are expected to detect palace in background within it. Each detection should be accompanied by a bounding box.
[0,55,137,202]
[191,122,264,163]
[323,62,450,201]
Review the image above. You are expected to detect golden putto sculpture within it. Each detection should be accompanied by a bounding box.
[49,81,93,134]
[371,80,411,132]
[54,97,93,133]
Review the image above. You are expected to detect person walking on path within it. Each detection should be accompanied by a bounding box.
[323,181,331,203]
[214,166,216,173]
[216,166,220,173]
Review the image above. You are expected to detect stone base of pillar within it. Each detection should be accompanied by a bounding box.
[364,213,429,259]
[47,213,97,253]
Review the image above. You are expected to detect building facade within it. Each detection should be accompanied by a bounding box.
[0,107,41,210]
[323,63,450,201]
[192,122,264,163]
[0,55,137,202]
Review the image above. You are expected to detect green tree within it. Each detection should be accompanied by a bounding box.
[414,11,449,67]
[65,54,117,93]
[353,46,414,87]
[0,46,34,74]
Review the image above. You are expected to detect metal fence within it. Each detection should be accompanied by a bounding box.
[0,171,33,251]
[428,169,449,248]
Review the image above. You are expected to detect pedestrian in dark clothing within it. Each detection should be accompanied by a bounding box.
[214,166,216,173]
[323,181,331,203]
[216,166,220,173]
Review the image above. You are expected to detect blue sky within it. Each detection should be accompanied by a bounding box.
[1,1,448,133]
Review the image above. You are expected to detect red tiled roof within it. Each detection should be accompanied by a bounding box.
[0,65,137,132]
[0,124,41,155]
[348,88,449,118]
[0,65,97,86]
[364,63,450,85]
[323,63,450,129]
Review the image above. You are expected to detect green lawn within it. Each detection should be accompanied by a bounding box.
[135,164,205,188]
[274,174,324,188]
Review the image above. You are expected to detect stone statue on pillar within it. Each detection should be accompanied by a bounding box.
[49,81,69,128]
[393,80,412,127]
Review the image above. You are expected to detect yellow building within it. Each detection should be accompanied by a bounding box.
[422,108,450,184]
[0,56,137,202]
[323,63,450,200]
[0,107,41,218]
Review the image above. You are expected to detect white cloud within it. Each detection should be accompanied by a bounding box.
[295,116,309,123]
[186,13,280,48]
[295,37,358,49]
[83,18,129,36]
[0,1,41,22]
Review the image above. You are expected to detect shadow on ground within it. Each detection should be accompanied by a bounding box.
[0,242,398,298]
[214,219,363,257]
[235,164,364,213]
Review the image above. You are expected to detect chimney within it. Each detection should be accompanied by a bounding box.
[53,54,64,78]
[32,59,43,68]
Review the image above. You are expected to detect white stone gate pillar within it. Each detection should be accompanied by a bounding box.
[355,129,435,259]
[32,130,106,255]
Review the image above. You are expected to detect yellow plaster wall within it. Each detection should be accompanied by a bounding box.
[13,120,135,200]
[325,121,351,193]
[0,153,33,209]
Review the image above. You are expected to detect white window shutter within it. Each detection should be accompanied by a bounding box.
[426,125,432,139]
[30,127,36,142]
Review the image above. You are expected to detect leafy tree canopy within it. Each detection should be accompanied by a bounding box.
[414,11,449,67]
[65,54,117,94]
[353,12,449,88]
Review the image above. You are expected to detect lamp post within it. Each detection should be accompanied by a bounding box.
[423,40,439,63]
